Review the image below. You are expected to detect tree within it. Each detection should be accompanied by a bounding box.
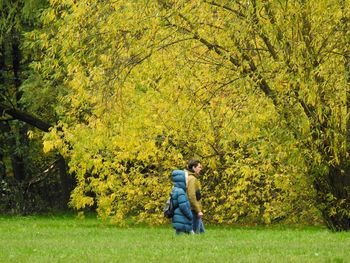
[0,0,72,213]
[29,0,349,229]
[1,0,27,182]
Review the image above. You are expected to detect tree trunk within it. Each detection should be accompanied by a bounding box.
[0,151,6,179]
[10,30,26,182]
[314,161,350,231]
[0,42,6,179]
[0,41,5,100]
[57,154,73,209]
[12,30,22,102]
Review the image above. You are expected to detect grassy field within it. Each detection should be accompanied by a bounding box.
[0,215,349,263]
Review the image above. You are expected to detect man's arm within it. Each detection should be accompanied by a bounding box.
[187,176,201,213]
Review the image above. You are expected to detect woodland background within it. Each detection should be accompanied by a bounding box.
[0,0,349,230]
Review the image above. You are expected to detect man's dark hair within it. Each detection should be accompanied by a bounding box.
[188,159,201,172]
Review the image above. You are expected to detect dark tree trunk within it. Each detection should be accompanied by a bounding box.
[0,150,6,179]
[314,161,350,231]
[0,42,6,179]
[0,41,5,100]
[10,30,26,182]
[2,121,25,181]
[12,30,22,101]
[57,154,73,209]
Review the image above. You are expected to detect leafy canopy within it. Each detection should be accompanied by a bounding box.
[25,0,349,225]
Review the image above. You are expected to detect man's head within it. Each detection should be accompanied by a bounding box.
[188,159,202,174]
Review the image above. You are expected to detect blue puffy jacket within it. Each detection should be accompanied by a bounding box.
[171,170,193,232]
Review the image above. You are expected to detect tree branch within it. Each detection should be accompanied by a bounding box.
[0,102,51,132]
[203,0,246,18]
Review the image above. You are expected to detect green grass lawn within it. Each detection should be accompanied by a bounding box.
[0,215,349,263]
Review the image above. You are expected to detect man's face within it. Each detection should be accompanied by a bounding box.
[193,163,202,175]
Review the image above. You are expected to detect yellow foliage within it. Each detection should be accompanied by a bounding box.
[29,0,350,225]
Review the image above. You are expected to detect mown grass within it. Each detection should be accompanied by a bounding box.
[0,215,349,263]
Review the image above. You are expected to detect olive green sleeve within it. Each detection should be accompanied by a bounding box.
[187,176,201,213]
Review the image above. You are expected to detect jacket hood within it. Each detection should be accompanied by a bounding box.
[171,170,187,191]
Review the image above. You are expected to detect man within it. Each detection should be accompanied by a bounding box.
[186,159,205,234]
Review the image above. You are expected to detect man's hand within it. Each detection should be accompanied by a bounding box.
[198,211,203,218]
